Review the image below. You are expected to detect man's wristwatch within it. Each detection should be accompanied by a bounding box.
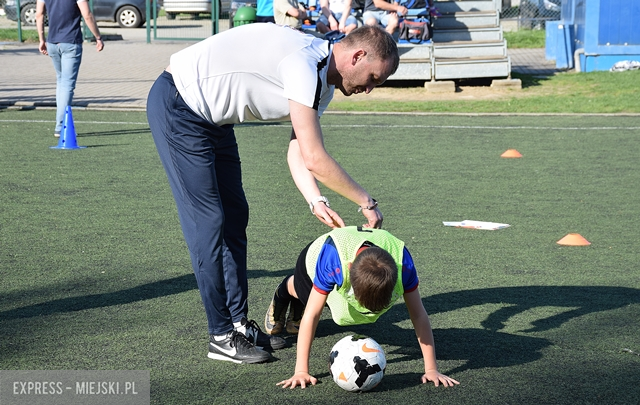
[309,196,330,214]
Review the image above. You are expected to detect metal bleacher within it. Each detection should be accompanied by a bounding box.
[391,0,512,83]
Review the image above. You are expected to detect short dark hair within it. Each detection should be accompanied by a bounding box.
[340,25,400,75]
[350,247,398,313]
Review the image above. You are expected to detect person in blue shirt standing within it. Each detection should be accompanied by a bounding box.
[256,0,276,22]
[36,0,103,138]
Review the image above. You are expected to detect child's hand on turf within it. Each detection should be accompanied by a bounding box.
[421,370,459,387]
[277,371,318,389]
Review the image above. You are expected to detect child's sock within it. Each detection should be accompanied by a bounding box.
[289,298,304,322]
[275,275,293,302]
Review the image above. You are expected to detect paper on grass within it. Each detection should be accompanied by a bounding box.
[443,220,510,230]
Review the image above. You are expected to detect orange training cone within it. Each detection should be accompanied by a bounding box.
[50,106,86,150]
[556,233,591,246]
[501,149,522,158]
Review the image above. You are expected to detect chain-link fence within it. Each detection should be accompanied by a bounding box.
[149,0,251,41]
[499,0,562,29]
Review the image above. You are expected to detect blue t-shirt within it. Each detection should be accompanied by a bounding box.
[44,0,84,44]
[256,0,274,17]
[313,237,419,294]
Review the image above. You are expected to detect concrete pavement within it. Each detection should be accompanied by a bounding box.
[0,17,559,111]
[1,40,188,110]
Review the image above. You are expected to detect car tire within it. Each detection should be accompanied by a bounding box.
[117,5,143,28]
[20,4,37,26]
[166,12,176,20]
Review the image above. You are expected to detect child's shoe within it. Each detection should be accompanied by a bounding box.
[264,288,288,335]
[285,300,305,335]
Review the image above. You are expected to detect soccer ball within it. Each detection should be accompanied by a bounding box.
[328,335,386,392]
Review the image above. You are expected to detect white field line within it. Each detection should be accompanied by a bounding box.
[2,119,640,131]
[0,120,151,125]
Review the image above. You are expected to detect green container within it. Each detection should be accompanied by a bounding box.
[233,6,257,26]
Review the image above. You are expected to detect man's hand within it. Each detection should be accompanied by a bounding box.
[312,202,345,228]
[39,41,48,55]
[396,5,408,16]
[328,14,339,30]
[277,371,318,389]
[361,206,383,228]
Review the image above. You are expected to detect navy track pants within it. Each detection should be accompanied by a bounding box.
[147,71,249,336]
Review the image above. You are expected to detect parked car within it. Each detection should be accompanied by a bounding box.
[520,0,561,29]
[163,0,222,19]
[4,0,158,28]
[163,0,255,21]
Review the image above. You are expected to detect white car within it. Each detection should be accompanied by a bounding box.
[163,0,228,19]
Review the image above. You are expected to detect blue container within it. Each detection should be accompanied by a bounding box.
[546,0,640,71]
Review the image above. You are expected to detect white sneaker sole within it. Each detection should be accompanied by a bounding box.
[207,352,244,364]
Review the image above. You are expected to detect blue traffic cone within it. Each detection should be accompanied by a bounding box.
[50,106,86,150]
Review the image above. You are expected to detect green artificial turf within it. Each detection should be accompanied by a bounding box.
[1,109,639,404]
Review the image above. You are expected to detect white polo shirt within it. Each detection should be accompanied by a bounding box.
[169,23,334,125]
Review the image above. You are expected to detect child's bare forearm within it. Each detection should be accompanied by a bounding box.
[414,314,439,372]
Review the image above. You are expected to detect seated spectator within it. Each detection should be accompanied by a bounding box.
[362,0,408,36]
[274,0,308,29]
[315,0,358,35]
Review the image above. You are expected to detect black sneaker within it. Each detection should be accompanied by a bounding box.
[264,289,288,335]
[237,317,286,350]
[208,331,271,364]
